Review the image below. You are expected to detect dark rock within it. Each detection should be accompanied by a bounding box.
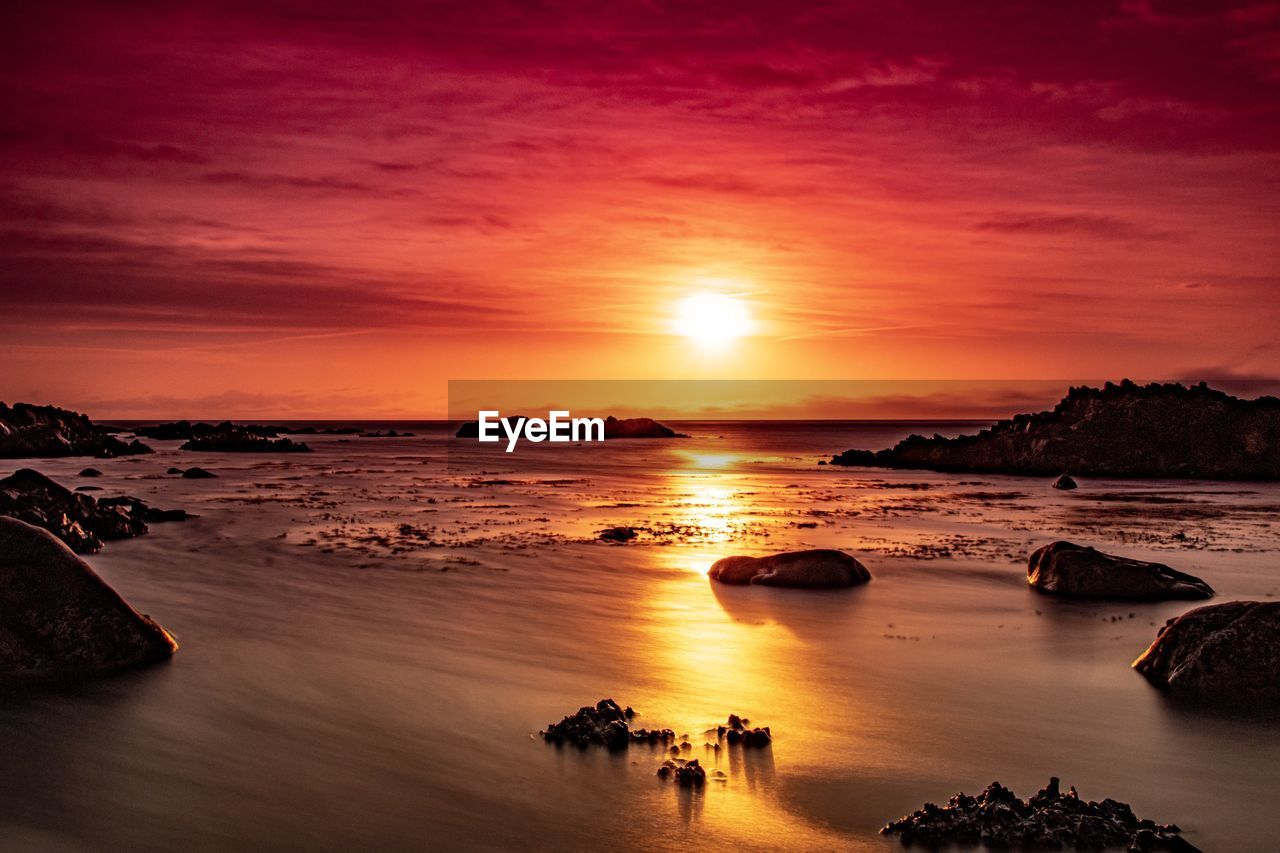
[717,713,771,747]
[359,430,414,438]
[0,469,144,553]
[179,424,311,453]
[830,381,1280,480]
[657,758,706,787]
[1028,541,1213,601]
[541,698,634,749]
[78,468,103,478]
[0,403,153,459]
[882,777,1196,851]
[167,467,184,474]
[709,549,871,589]
[143,508,189,523]
[1053,473,1078,490]
[598,526,638,543]
[1134,601,1280,705]
[181,467,217,479]
[0,517,178,677]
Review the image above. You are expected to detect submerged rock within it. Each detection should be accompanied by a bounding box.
[181,467,218,479]
[1053,473,1078,490]
[882,777,1196,851]
[0,517,177,677]
[657,758,706,787]
[598,526,638,543]
[709,549,871,589]
[78,468,103,478]
[1028,541,1213,601]
[1133,601,1280,706]
[0,402,152,459]
[830,380,1280,480]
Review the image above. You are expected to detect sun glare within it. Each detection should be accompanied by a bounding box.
[673,293,753,348]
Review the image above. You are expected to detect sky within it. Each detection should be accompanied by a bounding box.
[1,0,1278,417]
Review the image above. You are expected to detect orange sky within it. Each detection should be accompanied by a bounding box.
[2,1,1278,417]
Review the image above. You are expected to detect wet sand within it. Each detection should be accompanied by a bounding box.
[1,421,1278,851]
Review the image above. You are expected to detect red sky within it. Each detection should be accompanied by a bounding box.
[2,1,1278,417]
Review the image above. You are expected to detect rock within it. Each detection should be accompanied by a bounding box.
[167,467,184,474]
[716,713,771,747]
[181,467,217,479]
[359,430,413,438]
[1053,473,1078,490]
[709,549,871,589]
[882,777,1196,851]
[179,423,311,453]
[0,517,177,677]
[830,381,1280,480]
[541,698,634,749]
[1133,601,1280,705]
[657,758,706,787]
[0,469,142,553]
[598,526,638,543]
[78,468,103,478]
[1028,541,1213,601]
[0,402,153,459]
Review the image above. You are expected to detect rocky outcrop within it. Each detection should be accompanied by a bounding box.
[0,468,184,554]
[135,421,313,452]
[1028,541,1213,601]
[716,714,771,747]
[598,526,638,543]
[1133,601,1280,705]
[709,549,871,589]
[882,777,1195,851]
[830,381,1280,480]
[0,403,152,459]
[542,698,638,749]
[1053,474,1078,490]
[180,467,217,479]
[0,517,177,677]
[657,758,706,786]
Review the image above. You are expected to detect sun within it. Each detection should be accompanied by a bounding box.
[672,293,753,348]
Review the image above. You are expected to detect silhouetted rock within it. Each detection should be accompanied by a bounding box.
[598,526,638,542]
[137,421,313,452]
[542,698,635,749]
[166,467,184,474]
[717,714,771,747]
[830,381,1280,480]
[709,549,871,589]
[657,758,706,786]
[1053,473,1078,490]
[181,467,217,479]
[1028,541,1213,601]
[1134,601,1280,706]
[359,429,413,437]
[78,468,103,478]
[0,403,153,459]
[882,777,1196,851]
[0,517,177,678]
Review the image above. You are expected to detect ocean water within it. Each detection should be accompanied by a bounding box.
[2,421,1279,851]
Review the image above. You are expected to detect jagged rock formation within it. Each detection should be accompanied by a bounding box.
[1028,541,1214,601]
[882,777,1196,850]
[1134,601,1280,705]
[0,468,185,553]
[0,517,178,677]
[830,381,1280,480]
[709,549,871,589]
[0,403,152,459]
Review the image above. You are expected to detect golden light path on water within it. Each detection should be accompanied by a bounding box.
[621,457,884,851]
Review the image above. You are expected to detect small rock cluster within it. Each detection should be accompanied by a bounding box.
[0,468,186,554]
[717,714,771,747]
[542,698,644,749]
[657,758,706,787]
[882,777,1197,851]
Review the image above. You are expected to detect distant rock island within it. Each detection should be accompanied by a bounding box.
[136,421,313,452]
[1,403,152,459]
[830,381,1280,480]
[454,415,686,439]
